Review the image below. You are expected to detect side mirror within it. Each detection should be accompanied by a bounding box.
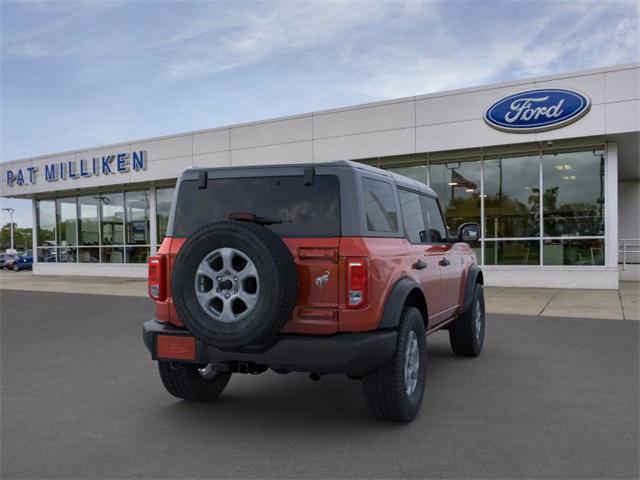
[458,222,480,243]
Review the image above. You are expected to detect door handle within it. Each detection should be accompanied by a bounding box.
[412,260,428,270]
[439,257,451,267]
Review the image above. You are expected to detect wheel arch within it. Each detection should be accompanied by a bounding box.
[378,278,429,330]
[461,265,483,314]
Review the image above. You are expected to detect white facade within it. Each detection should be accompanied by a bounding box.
[2,63,639,288]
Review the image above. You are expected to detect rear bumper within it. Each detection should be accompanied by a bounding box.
[143,319,397,374]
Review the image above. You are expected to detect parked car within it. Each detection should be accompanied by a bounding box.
[12,252,33,271]
[143,161,484,422]
[2,253,17,270]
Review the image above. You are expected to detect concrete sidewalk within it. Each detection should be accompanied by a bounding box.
[1,270,638,320]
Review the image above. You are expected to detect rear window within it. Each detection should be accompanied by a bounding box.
[173,175,341,237]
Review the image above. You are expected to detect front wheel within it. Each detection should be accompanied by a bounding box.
[12,264,19,272]
[158,361,231,401]
[362,307,427,422]
[449,284,485,357]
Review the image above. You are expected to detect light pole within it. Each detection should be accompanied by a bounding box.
[2,207,15,251]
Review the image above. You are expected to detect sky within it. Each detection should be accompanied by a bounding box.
[1,0,639,228]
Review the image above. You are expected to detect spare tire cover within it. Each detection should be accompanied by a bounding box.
[172,221,298,349]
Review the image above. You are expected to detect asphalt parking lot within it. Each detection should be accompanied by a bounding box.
[1,290,638,479]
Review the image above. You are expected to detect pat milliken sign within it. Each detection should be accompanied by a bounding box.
[484,88,591,133]
[5,150,147,187]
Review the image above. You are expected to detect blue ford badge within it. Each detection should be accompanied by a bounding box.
[484,88,590,133]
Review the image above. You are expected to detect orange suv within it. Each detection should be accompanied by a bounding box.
[143,161,484,422]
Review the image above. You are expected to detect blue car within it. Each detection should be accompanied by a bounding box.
[13,253,33,271]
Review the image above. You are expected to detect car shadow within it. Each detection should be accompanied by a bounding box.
[151,332,464,434]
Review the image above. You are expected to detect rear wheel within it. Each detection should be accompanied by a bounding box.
[362,307,427,422]
[12,264,19,272]
[158,361,231,401]
[449,284,485,357]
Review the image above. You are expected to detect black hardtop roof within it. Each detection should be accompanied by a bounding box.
[185,160,436,197]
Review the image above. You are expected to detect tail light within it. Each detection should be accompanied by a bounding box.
[346,257,369,309]
[148,255,166,300]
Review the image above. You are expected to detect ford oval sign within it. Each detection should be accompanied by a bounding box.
[484,88,591,133]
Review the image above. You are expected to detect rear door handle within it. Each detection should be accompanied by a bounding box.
[412,260,427,270]
[439,257,451,267]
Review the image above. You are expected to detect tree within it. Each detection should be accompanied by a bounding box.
[0,223,32,251]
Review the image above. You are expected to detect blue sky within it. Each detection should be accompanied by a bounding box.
[1,0,639,227]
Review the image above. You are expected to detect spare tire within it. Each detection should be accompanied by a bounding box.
[172,221,298,349]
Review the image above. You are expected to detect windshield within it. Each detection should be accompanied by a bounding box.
[172,175,341,238]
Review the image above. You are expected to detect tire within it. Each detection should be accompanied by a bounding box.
[172,221,298,349]
[158,361,231,401]
[362,307,427,422]
[449,283,485,357]
[13,264,19,272]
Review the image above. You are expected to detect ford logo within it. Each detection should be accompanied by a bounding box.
[484,88,591,133]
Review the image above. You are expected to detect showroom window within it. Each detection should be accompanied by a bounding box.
[56,197,77,263]
[428,159,481,257]
[156,187,174,243]
[35,188,156,265]
[36,199,56,262]
[78,195,100,262]
[387,146,606,266]
[125,190,151,263]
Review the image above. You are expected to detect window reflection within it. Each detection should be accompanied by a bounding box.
[78,196,100,246]
[37,246,57,262]
[484,240,540,265]
[125,191,150,245]
[100,193,124,245]
[543,151,605,237]
[78,247,99,263]
[156,187,175,242]
[56,197,77,246]
[484,156,540,238]
[101,246,124,263]
[544,239,604,265]
[429,161,481,232]
[37,200,56,246]
[126,246,150,263]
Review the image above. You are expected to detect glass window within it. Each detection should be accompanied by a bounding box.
[36,200,56,246]
[36,246,56,262]
[126,246,150,263]
[174,176,341,238]
[420,196,448,243]
[429,160,481,232]
[125,191,150,245]
[484,155,540,238]
[78,196,100,246]
[156,187,175,242]
[484,240,540,265]
[78,247,99,263]
[389,165,428,185]
[56,197,77,246]
[543,239,604,265]
[100,193,124,245]
[101,246,124,263]
[399,189,427,243]
[362,177,398,233]
[58,246,77,263]
[542,150,605,237]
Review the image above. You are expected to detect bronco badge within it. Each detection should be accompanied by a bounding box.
[315,271,330,288]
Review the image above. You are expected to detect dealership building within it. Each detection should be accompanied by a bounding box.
[1,63,638,289]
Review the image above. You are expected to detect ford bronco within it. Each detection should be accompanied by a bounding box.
[143,161,484,422]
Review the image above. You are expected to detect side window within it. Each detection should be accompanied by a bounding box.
[399,189,427,243]
[362,178,398,233]
[421,196,448,243]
